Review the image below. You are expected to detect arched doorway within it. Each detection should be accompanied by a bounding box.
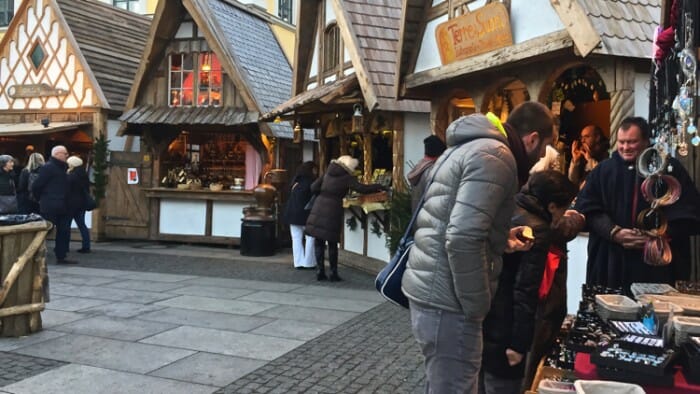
[435,89,476,139]
[482,79,530,122]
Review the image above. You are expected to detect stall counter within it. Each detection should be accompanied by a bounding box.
[143,188,256,245]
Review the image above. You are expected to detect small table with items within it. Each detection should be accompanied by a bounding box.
[529,283,700,393]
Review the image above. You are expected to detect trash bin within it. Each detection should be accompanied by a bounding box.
[0,218,52,337]
[240,219,276,256]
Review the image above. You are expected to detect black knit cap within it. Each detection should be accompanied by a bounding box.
[424,135,446,157]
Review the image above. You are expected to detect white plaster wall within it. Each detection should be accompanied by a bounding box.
[107,119,139,152]
[343,211,364,255]
[366,212,390,262]
[567,234,589,314]
[309,38,319,83]
[159,200,207,235]
[415,0,565,73]
[403,112,432,180]
[325,1,336,24]
[635,73,650,120]
[212,201,245,237]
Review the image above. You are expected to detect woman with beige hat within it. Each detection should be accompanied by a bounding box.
[66,156,91,253]
[305,155,384,281]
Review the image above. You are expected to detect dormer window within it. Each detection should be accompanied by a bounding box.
[278,0,293,24]
[113,0,139,12]
[0,0,13,27]
[169,52,222,108]
[323,23,340,73]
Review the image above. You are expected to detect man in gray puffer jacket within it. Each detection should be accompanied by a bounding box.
[402,102,554,393]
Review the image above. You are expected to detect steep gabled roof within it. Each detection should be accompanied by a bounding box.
[56,0,151,112]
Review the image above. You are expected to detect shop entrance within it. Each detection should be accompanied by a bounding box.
[103,151,151,240]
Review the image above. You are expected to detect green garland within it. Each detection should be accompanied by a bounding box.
[92,134,109,204]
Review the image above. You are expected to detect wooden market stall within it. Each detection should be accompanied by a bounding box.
[115,0,299,245]
[0,0,150,239]
[261,0,431,266]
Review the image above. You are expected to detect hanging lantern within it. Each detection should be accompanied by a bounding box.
[352,104,363,134]
[293,122,303,144]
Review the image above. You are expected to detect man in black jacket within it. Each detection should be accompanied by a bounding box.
[32,145,77,264]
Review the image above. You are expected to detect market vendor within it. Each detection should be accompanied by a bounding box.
[574,116,700,292]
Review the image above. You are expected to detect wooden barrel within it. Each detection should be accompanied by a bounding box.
[0,220,52,337]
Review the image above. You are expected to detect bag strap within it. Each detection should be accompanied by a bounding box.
[400,143,463,243]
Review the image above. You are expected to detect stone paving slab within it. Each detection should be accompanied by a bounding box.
[136,307,274,332]
[148,352,266,387]
[51,267,139,277]
[1,364,217,394]
[154,295,276,315]
[43,296,111,312]
[0,331,66,352]
[290,285,385,303]
[0,352,66,387]
[78,302,167,319]
[39,310,87,329]
[114,272,198,283]
[104,279,189,292]
[178,277,304,292]
[168,285,255,299]
[51,316,178,341]
[140,326,305,361]
[255,305,360,326]
[250,319,335,341]
[49,274,121,287]
[50,283,177,304]
[239,291,381,313]
[13,334,196,374]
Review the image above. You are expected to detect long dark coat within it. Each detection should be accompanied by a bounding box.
[283,174,314,226]
[66,166,90,216]
[17,168,41,214]
[305,162,383,243]
[482,192,552,379]
[32,157,69,215]
[575,152,700,292]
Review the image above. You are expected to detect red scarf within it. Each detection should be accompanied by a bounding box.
[539,245,565,300]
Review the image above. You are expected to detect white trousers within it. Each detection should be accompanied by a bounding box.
[289,225,316,268]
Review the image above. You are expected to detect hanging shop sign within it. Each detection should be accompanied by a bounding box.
[7,83,69,99]
[435,2,513,65]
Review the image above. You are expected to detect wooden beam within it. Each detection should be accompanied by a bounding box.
[550,0,601,58]
[405,30,573,89]
[395,0,431,99]
[293,0,321,95]
[331,0,379,111]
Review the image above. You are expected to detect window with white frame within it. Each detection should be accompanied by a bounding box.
[278,0,292,24]
[113,0,139,12]
[197,52,222,107]
[169,53,194,107]
[0,0,13,27]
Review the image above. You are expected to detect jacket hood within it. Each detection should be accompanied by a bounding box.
[446,114,508,147]
[326,162,352,177]
[515,192,552,223]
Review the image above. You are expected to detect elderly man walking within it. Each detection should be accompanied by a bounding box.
[32,145,77,265]
[402,102,555,393]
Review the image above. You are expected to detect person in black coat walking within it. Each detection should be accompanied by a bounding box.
[17,152,44,214]
[305,155,384,281]
[479,170,577,394]
[0,155,18,214]
[67,156,91,253]
[32,146,76,264]
[283,161,317,269]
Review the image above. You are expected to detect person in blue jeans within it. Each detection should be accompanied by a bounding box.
[66,156,91,254]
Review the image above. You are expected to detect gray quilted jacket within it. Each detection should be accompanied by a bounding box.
[401,114,518,321]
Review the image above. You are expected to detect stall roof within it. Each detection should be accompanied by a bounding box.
[397,0,660,90]
[0,121,89,136]
[286,0,428,116]
[55,0,151,112]
[120,106,259,127]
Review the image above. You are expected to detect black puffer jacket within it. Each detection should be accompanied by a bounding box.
[283,174,315,226]
[0,170,15,196]
[67,166,90,216]
[32,157,68,215]
[305,161,383,243]
[482,192,552,379]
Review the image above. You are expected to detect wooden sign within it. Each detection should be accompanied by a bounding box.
[435,2,513,65]
[7,83,69,98]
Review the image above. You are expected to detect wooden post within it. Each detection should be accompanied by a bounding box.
[392,113,408,192]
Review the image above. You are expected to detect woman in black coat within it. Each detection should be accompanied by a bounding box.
[0,155,18,214]
[283,161,317,269]
[479,170,577,394]
[305,155,384,281]
[66,156,91,253]
[17,152,45,214]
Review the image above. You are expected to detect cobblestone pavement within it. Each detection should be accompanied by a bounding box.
[0,352,66,387]
[216,302,425,394]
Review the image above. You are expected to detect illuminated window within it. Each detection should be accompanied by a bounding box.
[198,52,222,107]
[169,53,194,107]
[323,23,340,73]
[0,0,13,27]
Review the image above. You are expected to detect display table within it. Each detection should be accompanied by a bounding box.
[575,352,700,393]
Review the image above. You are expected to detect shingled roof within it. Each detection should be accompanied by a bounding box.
[56,0,150,112]
[580,0,660,58]
[205,0,292,114]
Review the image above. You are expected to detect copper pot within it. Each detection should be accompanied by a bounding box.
[253,184,277,209]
